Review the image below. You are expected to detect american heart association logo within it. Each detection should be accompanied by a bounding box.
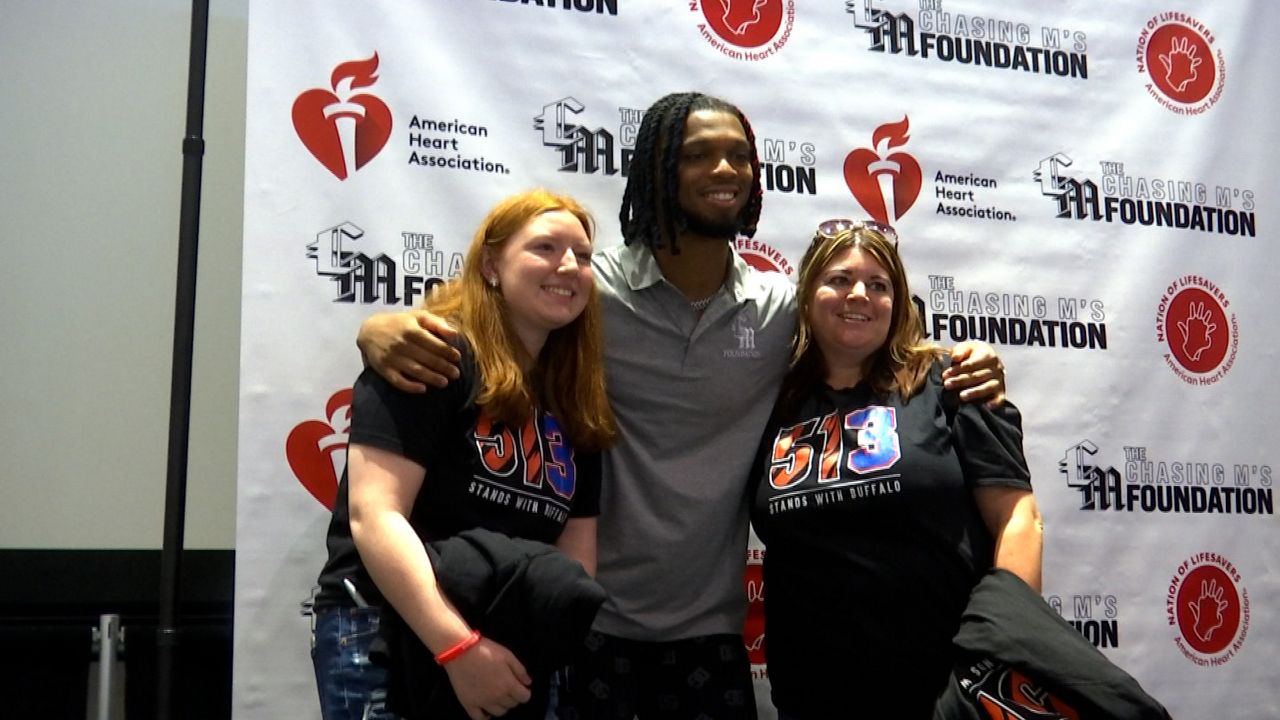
[842,116,922,226]
[292,53,393,180]
[285,388,353,510]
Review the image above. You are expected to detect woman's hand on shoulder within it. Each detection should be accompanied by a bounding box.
[443,636,533,719]
[943,341,1005,406]
[357,310,462,392]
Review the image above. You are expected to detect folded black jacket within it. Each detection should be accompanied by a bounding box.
[934,568,1172,720]
[371,528,607,720]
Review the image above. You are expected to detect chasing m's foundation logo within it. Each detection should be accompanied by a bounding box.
[691,0,795,61]
[532,97,816,200]
[1137,12,1225,115]
[1059,440,1272,516]
[1034,154,1257,237]
[726,313,762,359]
[534,97,637,176]
[849,0,1088,80]
[1048,593,1119,649]
[1156,276,1238,386]
[758,133,817,196]
[491,0,618,16]
[306,222,463,306]
[1167,553,1250,666]
[915,275,1106,350]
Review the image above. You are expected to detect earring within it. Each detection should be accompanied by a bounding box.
[486,275,498,288]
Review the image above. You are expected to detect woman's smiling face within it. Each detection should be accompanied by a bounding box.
[809,246,894,375]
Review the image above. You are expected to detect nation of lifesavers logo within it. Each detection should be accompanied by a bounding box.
[292,53,393,179]
[844,116,922,226]
[1155,276,1238,386]
[735,238,794,277]
[1167,552,1250,666]
[691,0,795,61]
[1137,13,1225,115]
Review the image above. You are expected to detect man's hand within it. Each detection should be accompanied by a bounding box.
[943,341,1006,406]
[443,637,533,719]
[356,311,461,393]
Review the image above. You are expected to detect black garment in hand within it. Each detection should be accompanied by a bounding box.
[934,568,1172,720]
[371,528,607,720]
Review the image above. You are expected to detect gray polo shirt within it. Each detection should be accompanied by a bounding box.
[591,241,796,641]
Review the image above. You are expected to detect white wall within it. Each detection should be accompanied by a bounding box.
[1,0,248,549]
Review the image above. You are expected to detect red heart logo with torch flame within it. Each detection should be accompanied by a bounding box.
[292,53,393,180]
[842,116,922,226]
[285,388,353,510]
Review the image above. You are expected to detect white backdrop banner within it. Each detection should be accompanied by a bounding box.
[236,1,1280,717]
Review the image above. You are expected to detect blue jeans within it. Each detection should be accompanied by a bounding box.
[312,605,563,719]
[312,605,399,720]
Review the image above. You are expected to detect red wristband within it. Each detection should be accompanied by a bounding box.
[434,630,481,665]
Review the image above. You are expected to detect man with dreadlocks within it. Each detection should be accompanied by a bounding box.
[354,92,1006,718]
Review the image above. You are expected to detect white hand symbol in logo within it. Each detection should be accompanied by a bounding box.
[1176,301,1217,362]
[718,0,768,35]
[1159,36,1202,92]
[1186,578,1228,642]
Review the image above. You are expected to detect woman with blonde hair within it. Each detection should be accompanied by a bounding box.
[312,189,615,720]
[750,220,1042,718]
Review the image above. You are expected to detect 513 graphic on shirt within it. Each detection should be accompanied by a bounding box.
[768,406,901,490]
[474,411,577,500]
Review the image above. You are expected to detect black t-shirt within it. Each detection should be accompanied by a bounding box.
[315,340,602,609]
[749,361,1031,717]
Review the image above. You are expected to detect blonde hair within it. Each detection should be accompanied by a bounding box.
[779,226,942,413]
[427,189,616,451]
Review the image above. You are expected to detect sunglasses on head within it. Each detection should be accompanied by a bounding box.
[815,218,899,246]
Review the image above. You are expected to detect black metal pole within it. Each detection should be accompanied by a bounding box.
[157,1,210,718]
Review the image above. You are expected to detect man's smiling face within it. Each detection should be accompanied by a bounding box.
[676,109,753,239]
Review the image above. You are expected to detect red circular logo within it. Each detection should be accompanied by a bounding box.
[1175,565,1240,655]
[702,0,783,48]
[1164,287,1229,373]
[1144,23,1215,104]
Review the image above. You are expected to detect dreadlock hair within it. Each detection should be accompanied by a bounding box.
[426,189,617,452]
[619,92,764,254]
